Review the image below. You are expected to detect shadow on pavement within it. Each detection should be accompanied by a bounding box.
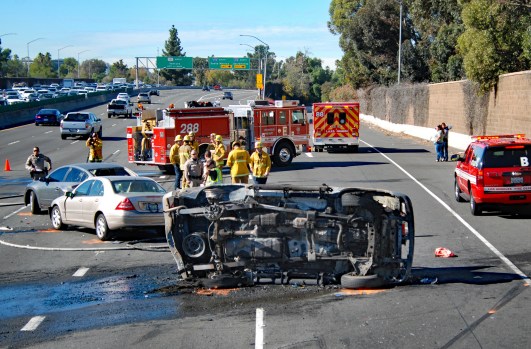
[410,266,522,285]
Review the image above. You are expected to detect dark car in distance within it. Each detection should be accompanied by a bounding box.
[222,91,233,100]
[35,109,63,126]
[148,89,160,96]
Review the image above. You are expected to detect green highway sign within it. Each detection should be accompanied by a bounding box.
[156,56,193,69]
[209,57,250,70]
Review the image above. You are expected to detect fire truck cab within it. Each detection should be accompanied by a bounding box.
[312,102,360,152]
[227,100,310,166]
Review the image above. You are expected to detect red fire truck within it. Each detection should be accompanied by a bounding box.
[312,102,360,152]
[126,100,310,172]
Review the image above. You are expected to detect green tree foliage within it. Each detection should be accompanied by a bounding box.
[80,59,107,80]
[160,25,191,85]
[109,59,129,79]
[0,46,11,77]
[60,57,77,78]
[457,0,531,92]
[192,57,209,86]
[29,52,56,78]
[5,54,25,77]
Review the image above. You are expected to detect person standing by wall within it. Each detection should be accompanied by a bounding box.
[86,133,103,162]
[249,141,271,184]
[441,122,452,161]
[213,135,226,170]
[184,150,204,187]
[434,125,445,162]
[170,135,182,190]
[179,135,192,188]
[226,141,251,184]
[25,147,52,180]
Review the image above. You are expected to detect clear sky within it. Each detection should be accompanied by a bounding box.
[1,0,342,70]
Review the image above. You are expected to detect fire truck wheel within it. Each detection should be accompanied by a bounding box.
[273,141,294,167]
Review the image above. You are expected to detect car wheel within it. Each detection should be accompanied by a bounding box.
[202,274,249,289]
[95,213,111,241]
[51,205,64,230]
[454,178,464,202]
[272,141,294,167]
[107,114,111,118]
[29,191,41,214]
[61,135,67,140]
[35,122,39,126]
[470,189,482,216]
[340,273,386,289]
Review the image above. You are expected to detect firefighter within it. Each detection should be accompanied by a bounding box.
[206,133,216,156]
[212,135,226,170]
[86,132,103,162]
[25,146,52,180]
[249,141,271,184]
[184,150,203,187]
[137,102,144,111]
[189,132,199,153]
[226,141,251,184]
[141,118,153,160]
[179,135,192,188]
[169,103,174,109]
[170,135,182,190]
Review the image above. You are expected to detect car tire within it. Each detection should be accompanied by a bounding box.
[202,274,248,289]
[470,189,482,216]
[272,141,294,167]
[340,273,386,289]
[61,135,67,140]
[35,122,39,126]
[29,191,41,214]
[51,205,64,230]
[454,178,465,202]
[95,213,111,241]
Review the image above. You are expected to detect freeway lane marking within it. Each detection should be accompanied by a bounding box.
[21,316,46,331]
[73,267,89,277]
[255,308,264,349]
[362,139,531,286]
[3,206,27,219]
[8,140,19,145]
[45,130,53,134]
[112,150,120,155]
[70,140,79,144]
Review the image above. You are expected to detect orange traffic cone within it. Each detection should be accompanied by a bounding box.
[4,159,11,171]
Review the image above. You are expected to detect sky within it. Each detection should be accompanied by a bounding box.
[1,0,343,71]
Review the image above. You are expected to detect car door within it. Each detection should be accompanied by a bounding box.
[65,180,94,224]
[91,113,102,132]
[81,179,105,227]
[39,167,69,207]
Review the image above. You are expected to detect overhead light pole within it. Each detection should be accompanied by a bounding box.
[398,0,403,84]
[240,34,269,99]
[77,50,89,78]
[26,37,44,77]
[240,43,261,97]
[57,45,73,78]
[0,32,17,45]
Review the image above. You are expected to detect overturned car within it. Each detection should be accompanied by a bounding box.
[163,185,415,289]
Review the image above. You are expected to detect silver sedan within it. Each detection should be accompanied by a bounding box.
[50,176,166,240]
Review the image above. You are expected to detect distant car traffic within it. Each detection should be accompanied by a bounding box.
[202,86,210,91]
[25,163,137,214]
[35,109,63,126]
[116,93,131,104]
[137,92,151,104]
[148,89,160,96]
[454,134,531,215]
[50,176,166,240]
[213,85,222,90]
[222,91,233,100]
[60,112,102,139]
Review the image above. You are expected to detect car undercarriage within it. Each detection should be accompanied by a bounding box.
[163,184,415,289]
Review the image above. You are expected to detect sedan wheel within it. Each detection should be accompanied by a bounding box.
[470,189,482,216]
[95,213,111,241]
[30,191,41,214]
[454,179,464,202]
[51,206,64,230]
[340,273,386,289]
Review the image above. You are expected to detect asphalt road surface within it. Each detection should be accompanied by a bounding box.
[0,89,529,348]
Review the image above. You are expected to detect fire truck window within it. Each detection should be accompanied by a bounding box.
[261,111,268,125]
[292,110,305,125]
[339,112,347,125]
[234,117,249,129]
[327,112,334,125]
[279,111,287,125]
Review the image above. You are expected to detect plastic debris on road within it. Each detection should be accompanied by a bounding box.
[435,247,457,258]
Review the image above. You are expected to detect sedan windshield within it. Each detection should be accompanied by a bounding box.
[112,180,166,194]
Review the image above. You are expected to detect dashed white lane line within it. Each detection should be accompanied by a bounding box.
[72,267,89,277]
[362,139,531,285]
[8,140,20,145]
[45,130,53,134]
[112,150,120,155]
[3,206,27,219]
[305,152,314,157]
[21,316,46,331]
[70,140,79,144]
[255,308,265,349]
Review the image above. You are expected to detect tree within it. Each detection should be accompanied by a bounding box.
[5,54,25,77]
[282,52,312,101]
[457,0,531,92]
[60,57,77,78]
[29,52,56,78]
[192,57,209,86]
[80,59,107,80]
[0,46,11,77]
[160,25,191,85]
[109,59,129,79]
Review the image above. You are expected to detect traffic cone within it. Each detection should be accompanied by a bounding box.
[4,159,11,171]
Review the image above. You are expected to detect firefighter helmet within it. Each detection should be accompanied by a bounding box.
[255,141,263,148]
[169,103,174,108]
[188,132,195,137]
[215,135,223,142]
[175,135,182,141]
[183,135,191,141]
